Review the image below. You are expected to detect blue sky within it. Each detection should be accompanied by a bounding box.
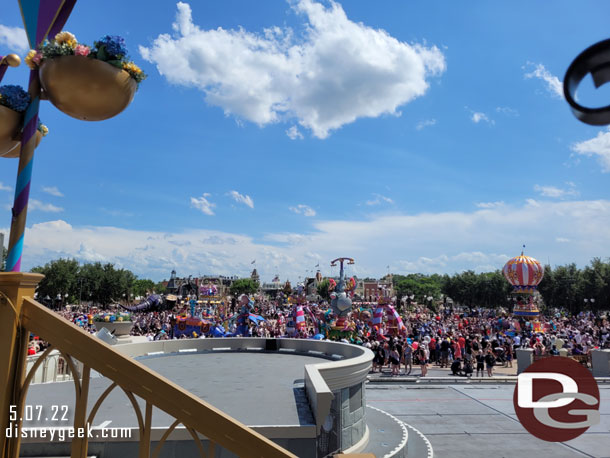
[1,0,610,282]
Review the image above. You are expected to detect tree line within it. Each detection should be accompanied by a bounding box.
[392,257,610,313]
[15,256,610,312]
[30,258,166,307]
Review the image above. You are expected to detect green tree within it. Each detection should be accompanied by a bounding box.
[394,274,442,305]
[581,258,610,311]
[230,278,259,297]
[317,278,331,300]
[154,282,167,295]
[78,262,104,305]
[31,258,79,307]
[551,264,582,313]
[133,279,156,297]
[537,264,554,311]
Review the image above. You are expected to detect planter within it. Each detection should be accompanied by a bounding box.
[94,320,134,336]
[0,130,43,158]
[0,105,22,156]
[39,55,137,121]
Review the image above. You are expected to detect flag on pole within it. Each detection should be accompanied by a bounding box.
[251,260,256,264]
[315,263,319,267]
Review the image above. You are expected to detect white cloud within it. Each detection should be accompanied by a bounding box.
[471,111,493,125]
[534,183,578,198]
[524,62,563,98]
[289,204,316,216]
[525,198,541,208]
[42,186,64,197]
[0,25,29,52]
[556,237,570,243]
[365,193,394,206]
[286,125,304,140]
[0,182,11,192]
[496,106,519,117]
[190,193,215,215]
[228,190,254,209]
[415,119,436,130]
[28,199,63,212]
[140,1,446,138]
[476,201,505,209]
[571,127,610,172]
[8,199,610,281]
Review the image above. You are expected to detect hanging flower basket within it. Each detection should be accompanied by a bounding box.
[0,105,22,155]
[40,56,137,121]
[0,85,29,155]
[0,126,46,158]
[29,32,145,121]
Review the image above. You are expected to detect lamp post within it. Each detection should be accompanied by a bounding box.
[584,298,596,309]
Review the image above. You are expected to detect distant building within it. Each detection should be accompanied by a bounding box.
[363,281,378,302]
[261,275,283,297]
[251,268,260,285]
[166,270,178,294]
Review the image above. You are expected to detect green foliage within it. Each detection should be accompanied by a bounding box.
[394,274,442,303]
[40,41,76,59]
[317,278,331,300]
[31,258,79,305]
[538,258,610,312]
[439,259,610,312]
[154,282,167,295]
[133,279,156,297]
[29,259,156,308]
[230,278,259,297]
[440,270,511,309]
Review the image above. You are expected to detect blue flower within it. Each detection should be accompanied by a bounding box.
[0,85,30,112]
[94,35,128,59]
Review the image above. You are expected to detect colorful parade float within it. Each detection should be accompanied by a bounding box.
[502,249,545,332]
[325,257,360,340]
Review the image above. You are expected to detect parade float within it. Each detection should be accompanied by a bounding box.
[93,311,133,336]
[228,294,265,337]
[324,257,360,341]
[503,249,545,332]
[371,295,407,337]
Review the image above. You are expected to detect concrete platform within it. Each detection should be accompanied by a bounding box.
[20,351,324,457]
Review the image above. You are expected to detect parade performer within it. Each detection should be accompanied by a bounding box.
[236,294,254,336]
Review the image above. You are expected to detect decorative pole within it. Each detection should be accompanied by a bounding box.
[5,0,76,272]
[0,3,75,456]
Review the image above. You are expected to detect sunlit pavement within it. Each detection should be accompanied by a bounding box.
[366,383,610,458]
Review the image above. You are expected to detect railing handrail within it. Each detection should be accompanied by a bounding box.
[21,297,296,458]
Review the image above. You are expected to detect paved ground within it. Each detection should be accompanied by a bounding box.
[366,383,610,458]
[370,360,518,379]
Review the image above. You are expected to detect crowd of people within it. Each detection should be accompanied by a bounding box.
[30,297,610,378]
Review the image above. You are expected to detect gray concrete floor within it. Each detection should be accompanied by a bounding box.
[366,383,610,458]
[24,351,320,429]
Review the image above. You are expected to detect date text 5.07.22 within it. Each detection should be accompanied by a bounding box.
[9,405,69,422]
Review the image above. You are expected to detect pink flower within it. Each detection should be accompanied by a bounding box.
[32,52,42,64]
[74,44,90,57]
